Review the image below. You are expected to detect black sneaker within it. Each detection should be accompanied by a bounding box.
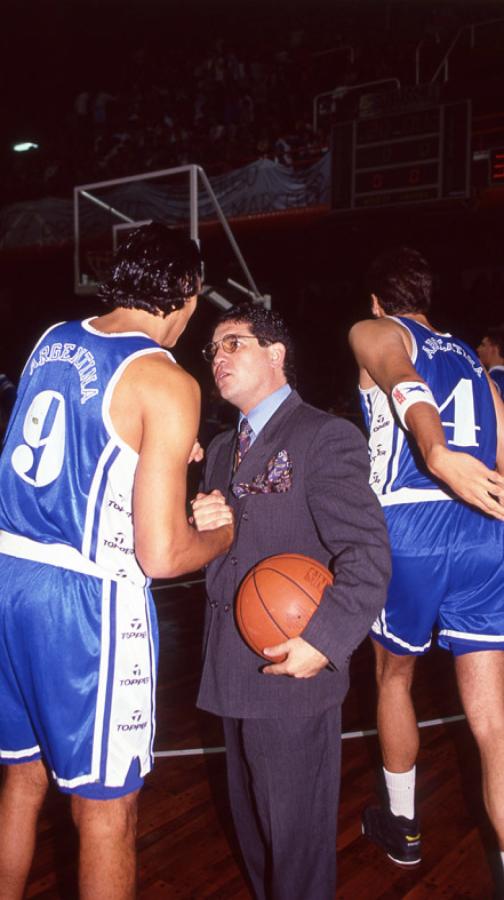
[362,805,421,866]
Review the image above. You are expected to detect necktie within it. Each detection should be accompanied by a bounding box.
[234,418,253,471]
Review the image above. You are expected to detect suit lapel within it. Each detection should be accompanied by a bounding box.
[211,431,236,498]
[231,390,302,488]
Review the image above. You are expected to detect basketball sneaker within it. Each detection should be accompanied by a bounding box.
[362,805,421,866]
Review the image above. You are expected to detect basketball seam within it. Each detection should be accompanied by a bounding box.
[252,569,290,642]
[255,567,323,608]
[236,574,267,655]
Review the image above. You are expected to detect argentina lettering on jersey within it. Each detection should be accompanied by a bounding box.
[360,316,497,506]
[0,319,173,584]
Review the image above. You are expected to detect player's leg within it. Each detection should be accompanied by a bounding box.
[71,791,139,900]
[362,503,443,865]
[374,641,419,774]
[0,759,49,900]
[455,650,504,849]
[0,556,50,899]
[438,505,504,873]
[362,642,421,866]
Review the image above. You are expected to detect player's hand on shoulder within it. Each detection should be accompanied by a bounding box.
[262,636,328,678]
[191,490,234,535]
[427,445,504,520]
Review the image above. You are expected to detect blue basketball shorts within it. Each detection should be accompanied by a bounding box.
[371,500,504,656]
[0,554,158,798]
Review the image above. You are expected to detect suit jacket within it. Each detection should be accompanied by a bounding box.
[197,390,391,719]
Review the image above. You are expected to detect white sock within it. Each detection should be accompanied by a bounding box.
[383,765,416,820]
[500,850,504,872]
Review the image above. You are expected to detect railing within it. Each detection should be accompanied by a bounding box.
[415,17,504,86]
[312,78,400,133]
[311,44,355,66]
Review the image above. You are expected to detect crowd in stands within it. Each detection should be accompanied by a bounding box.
[2,1,501,205]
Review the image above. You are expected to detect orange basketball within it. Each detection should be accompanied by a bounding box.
[235,553,333,662]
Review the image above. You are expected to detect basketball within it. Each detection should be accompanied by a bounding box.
[235,553,333,662]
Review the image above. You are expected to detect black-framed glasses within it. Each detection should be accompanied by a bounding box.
[202,333,270,362]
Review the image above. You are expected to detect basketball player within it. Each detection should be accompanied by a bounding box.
[349,248,504,874]
[0,224,233,900]
[477,323,504,397]
[192,304,391,899]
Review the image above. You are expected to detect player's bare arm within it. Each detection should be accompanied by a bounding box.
[112,352,234,577]
[349,319,504,519]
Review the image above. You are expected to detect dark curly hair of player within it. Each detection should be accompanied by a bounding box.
[366,247,432,315]
[215,303,296,386]
[99,222,202,316]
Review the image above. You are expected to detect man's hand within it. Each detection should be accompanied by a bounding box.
[262,636,329,678]
[191,490,234,532]
[427,444,504,520]
[188,440,204,464]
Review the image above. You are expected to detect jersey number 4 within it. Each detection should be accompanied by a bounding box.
[439,378,480,447]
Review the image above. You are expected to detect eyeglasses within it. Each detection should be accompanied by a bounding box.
[202,333,270,362]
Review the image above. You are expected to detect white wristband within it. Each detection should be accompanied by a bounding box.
[390,381,438,430]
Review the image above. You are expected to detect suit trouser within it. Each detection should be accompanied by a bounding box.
[222,705,342,900]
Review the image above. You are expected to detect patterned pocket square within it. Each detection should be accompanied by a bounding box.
[232,449,293,498]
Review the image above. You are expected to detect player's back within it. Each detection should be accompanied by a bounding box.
[360,316,497,504]
[0,318,168,584]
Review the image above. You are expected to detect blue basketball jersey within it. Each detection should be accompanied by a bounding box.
[359,316,497,505]
[490,366,504,398]
[0,318,171,584]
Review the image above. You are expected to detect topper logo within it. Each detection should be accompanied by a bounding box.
[116,708,148,731]
[121,618,147,640]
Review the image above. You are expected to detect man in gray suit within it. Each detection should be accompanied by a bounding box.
[192,304,390,900]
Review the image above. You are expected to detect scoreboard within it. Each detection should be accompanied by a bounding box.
[331,100,471,211]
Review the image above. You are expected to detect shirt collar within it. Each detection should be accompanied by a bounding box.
[238,383,291,441]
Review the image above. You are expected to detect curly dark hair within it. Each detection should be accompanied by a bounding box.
[99,222,202,316]
[366,247,432,315]
[214,303,296,386]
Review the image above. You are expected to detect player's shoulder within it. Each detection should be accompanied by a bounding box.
[350,315,404,335]
[127,350,199,403]
[349,315,404,347]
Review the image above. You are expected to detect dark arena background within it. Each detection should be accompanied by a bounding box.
[1,0,504,897]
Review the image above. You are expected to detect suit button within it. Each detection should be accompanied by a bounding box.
[210,600,218,609]
[242,512,249,521]
[224,603,230,612]
[230,556,237,566]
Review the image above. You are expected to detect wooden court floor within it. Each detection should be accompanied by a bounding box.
[22,578,499,899]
